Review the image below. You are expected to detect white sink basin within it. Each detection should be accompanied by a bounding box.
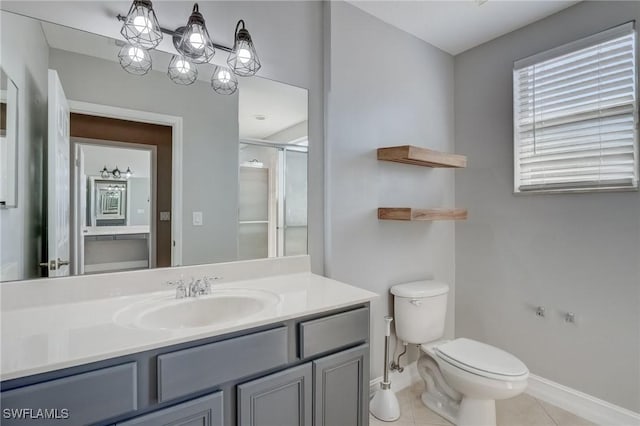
[115,289,281,330]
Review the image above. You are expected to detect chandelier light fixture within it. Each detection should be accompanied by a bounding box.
[227,20,261,77]
[118,44,152,75]
[120,0,163,49]
[211,66,239,95]
[168,55,198,85]
[117,1,261,95]
[176,4,215,64]
[100,166,133,179]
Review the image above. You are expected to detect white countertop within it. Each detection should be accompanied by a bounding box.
[1,272,377,381]
[83,225,150,236]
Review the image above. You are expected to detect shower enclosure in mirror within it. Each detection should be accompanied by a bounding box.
[0,6,309,283]
[238,142,308,260]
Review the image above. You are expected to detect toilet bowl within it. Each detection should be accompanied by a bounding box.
[429,338,528,425]
[391,281,529,426]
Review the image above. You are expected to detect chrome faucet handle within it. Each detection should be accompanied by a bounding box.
[201,276,219,295]
[166,280,188,299]
[189,278,206,297]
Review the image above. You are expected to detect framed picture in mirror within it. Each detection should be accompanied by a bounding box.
[91,178,128,225]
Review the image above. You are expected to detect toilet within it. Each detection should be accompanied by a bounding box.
[391,281,529,426]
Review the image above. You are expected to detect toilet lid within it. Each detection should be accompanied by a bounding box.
[390,280,449,298]
[435,338,528,379]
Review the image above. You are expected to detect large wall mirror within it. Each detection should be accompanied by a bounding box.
[0,8,308,282]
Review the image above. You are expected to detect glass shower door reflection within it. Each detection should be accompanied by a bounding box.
[283,149,307,256]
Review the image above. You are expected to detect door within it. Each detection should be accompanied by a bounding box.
[46,69,70,277]
[282,149,308,256]
[313,345,369,426]
[117,392,223,426]
[237,363,312,426]
[238,166,270,260]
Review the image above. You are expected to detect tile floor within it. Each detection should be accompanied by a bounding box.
[370,382,596,426]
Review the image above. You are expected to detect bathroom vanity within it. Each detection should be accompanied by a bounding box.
[0,256,376,426]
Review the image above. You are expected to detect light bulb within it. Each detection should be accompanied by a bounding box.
[120,0,162,49]
[128,46,145,63]
[217,69,231,83]
[237,48,252,64]
[133,15,152,34]
[189,32,205,50]
[176,59,191,74]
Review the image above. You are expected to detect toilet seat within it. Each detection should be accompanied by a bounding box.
[434,338,529,382]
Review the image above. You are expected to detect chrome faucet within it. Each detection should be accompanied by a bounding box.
[167,276,220,299]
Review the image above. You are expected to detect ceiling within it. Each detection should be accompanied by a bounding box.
[239,76,307,141]
[347,1,579,55]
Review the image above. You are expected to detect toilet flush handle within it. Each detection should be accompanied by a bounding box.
[410,299,422,307]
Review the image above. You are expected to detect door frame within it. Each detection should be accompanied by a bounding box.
[68,100,183,266]
[73,140,156,273]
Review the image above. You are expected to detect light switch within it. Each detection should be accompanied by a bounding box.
[192,211,203,226]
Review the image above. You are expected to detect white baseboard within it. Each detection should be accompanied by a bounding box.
[526,374,640,426]
[369,361,420,397]
[370,367,640,425]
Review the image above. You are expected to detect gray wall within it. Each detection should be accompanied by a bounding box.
[325,2,456,379]
[0,11,48,281]
[454,1,640,411]
[49,48,240,266]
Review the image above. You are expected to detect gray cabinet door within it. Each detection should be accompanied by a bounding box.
[117,392,223,426]
[313,344,369,426]
[237,363,312,426]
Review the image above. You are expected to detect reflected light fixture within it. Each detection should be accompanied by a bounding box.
[176,3,215,64]
[211,66,238,95]
[100,166,131,179]
[227,20,261,77]
[118,44,152,75]
[168,55,198,85]
[120,0,163,49]
[117,1,260,94]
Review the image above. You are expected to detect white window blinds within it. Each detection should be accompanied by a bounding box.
[513,22,638,192]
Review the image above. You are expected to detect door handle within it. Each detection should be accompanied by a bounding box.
[57,258,70,267]
[39,260,57,270]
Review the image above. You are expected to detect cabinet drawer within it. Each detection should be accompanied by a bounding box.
[299,307,369,359]
[157,326,288,402]
[0,362,137,426]
[117,391,223,426]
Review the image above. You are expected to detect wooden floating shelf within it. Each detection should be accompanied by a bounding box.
[378,208,468,221]
[377,145,467,168]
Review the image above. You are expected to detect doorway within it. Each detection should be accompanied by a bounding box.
[70,113,173,267]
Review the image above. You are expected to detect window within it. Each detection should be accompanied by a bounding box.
[513,22,638,193]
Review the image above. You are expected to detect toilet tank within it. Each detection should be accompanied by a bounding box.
[391,280,449,344]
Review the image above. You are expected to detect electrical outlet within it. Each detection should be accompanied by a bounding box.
[192,211,203,226]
